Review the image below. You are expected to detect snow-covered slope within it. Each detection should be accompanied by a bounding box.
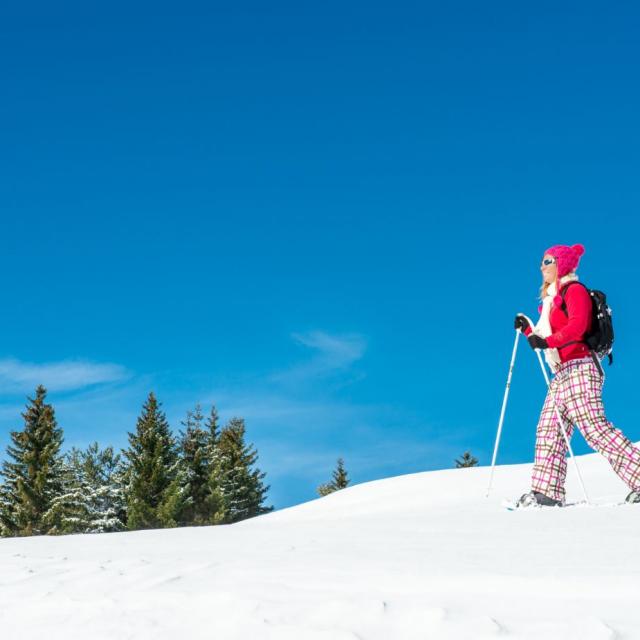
[2,451,640,640]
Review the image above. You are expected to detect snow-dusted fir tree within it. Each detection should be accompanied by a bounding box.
[43,451,92,534]
[203,405,226,525]
[317,457,350,497]
[205,405,220,458]
[0,480,13,534]
[80,443,127,532]
[67,444,126,532]
[44,444,127,535]
[216,417,272,524]
[0,386,64,537]
[455,451,479,468]
[123,392,186,529]
[178,404,209,525]
[156,466,190,528]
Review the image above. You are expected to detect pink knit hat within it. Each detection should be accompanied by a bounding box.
[544,243,585,277]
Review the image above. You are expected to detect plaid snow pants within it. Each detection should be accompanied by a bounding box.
[531,357,640,502]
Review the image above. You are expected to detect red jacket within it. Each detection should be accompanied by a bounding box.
[525,283,593,363]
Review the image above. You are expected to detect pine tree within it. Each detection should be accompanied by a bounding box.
[44,444,127,535]
[216,418,272,524]
[203,405,226,524]
[205,405,220,453]
[0,482,13,536]
[156,468,189,528]
[43,451,91,534]
[0,386,64,537]
[123,392,185,529]
[332,457,350,489]
[317,457,350,497]
[60,442,126,533]
[455,451,479,468]
[174,404,210,525]
[80,443,127,532]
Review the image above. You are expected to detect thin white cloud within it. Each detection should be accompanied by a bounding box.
[197,331,370,434]
[0,358,130,394]
[293,331,366,369]
[270,331,367,385]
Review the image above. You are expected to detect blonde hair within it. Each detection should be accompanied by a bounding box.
[539,278,554,300]
[539,270,578,300]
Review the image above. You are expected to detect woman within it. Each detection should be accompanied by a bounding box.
[514,243,640,507]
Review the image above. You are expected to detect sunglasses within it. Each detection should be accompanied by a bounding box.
[541,258,556,267]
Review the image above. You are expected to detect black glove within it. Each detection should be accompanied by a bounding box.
[514,315,529,332]
[527,334,548,350]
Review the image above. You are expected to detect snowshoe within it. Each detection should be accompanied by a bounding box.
[625,490,640,504]
[517,491,563,508]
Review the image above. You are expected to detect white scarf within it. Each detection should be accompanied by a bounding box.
[530,273,579,372]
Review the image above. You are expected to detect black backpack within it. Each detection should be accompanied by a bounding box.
[560,281,614,365]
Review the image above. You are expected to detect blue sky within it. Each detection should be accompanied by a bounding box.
[2,1,640,508]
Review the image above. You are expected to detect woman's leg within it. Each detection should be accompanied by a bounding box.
[531,379,574,502]
[565,362,640,491]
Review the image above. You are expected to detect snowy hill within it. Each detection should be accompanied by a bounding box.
[2,450,640,640]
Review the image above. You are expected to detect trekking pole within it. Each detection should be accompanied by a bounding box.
[534,350,590,505]
[486,329,521,497]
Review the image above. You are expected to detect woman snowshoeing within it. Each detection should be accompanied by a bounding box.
[515,243,640,507]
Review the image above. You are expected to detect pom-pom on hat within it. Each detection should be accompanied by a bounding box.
[544,243,585,278]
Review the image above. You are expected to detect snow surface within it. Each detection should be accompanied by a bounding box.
[2,450,640,640]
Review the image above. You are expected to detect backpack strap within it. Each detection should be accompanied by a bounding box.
[590,350,605,377]
[555,281,590,352]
